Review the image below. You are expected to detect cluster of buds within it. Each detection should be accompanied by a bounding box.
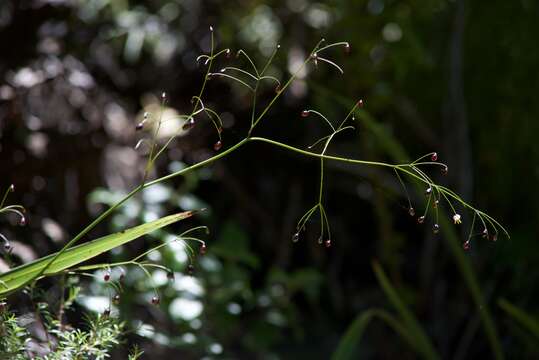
[1,184,27,254]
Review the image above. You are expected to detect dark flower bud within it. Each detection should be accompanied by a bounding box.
[19,216,26,226]
[431,152,438,161]
[357,99,364,108]
[200,244,207,255]
[151,296,160,305]
[9,184,15,192]
[408,207,415,217]
[103,272,111,282]
[463,240,471,251]
[183,118,195,131]
[213,140,222,151]
[441,165,448,175]
[417,216,425,224]
[292,232,299,243]
[225,48,231,59]
[432,223,440,234]
[344,42,351,54]
[301,110,309,118]
[325,239,332,248]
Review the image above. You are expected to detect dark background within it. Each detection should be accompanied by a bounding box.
[0,0,537,359]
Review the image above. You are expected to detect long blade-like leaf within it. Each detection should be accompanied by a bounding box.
[332,309,413,360]
[372,261,440,360]
[0,211,193,296]
[499,298,539,341]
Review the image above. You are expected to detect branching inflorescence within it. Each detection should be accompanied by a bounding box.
[0,26,508,308]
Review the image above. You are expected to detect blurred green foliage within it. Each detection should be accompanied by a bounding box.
[1,0,538,358]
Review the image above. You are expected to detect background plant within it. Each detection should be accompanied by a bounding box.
[0,1,537,359]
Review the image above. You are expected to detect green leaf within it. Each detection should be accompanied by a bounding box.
[0,211,193,296]
[332,308,412,360]
[499,298,539,341]
[372,261,439,360]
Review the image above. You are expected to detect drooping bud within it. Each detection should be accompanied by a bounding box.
[433,200,439,209]
[325,239,332,248]
[301,110,309,118]
[225,48,231,59]
[9,184,15,192]
[213,140,222,151]
[292,232,299,243]
[317,236,323,244]
[441,165,448,175]
[431,152,438,161]
[432,223,440,234]
[135,122,144,131]
[343,42,351,54]
[103,272,111,282]
[417,216,425,224]
[151,296,160,305]
[3,242,11,252]
[425,187,432,196]
[482,228,488,239]
[19,216,26,226]
[408,207,415,217]
[183,118,195,131]
[357,99,364,108]
[200,244,207,255]
[463,241,471,251]
[161,92,167,100]
[275,84,281,94]
[209,25,214,32]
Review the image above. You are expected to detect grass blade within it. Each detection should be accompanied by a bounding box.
[332,308,415,360]
[499,298,539,341]
[372,261,440,360]
[0,211,193,296]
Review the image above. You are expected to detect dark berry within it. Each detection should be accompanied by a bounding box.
[19,216,26,226]
[431,152,438,161]
[104,272,111,282]
[213,140,222,151]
